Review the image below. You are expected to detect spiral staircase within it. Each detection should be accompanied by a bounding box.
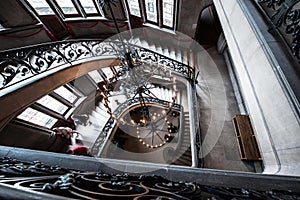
[52,34,197,167]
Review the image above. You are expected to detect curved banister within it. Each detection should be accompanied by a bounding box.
[0,39,194,97]
[90,96,182,157]
[0,38,198,166]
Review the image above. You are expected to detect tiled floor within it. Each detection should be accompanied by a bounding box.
[196,46,261,172]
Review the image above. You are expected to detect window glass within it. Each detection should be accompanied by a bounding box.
[56,0,78,15]
[145,0,157,23]
[162,0,174,27]
[27,0,55,15]
[89,70,104,83]
[17,108,58,128]
[80,0,98,14]
[53,86,78,103]
[37,95,68,114]
[128,0,141,17]
[113,65,121,73]
[101,67,114,79]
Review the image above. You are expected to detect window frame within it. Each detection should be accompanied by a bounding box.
[128,0,178,30]
[53,84,81,105]
[77,0,102,17]
[52,0,82,18]
[126,0,142,17]
[24,0,56,16]
[161,0,176,28]
[24,0,103,19]
[15,83,82,130]
[144,0,159,25]
[16,107,59,129]
[35,94,70,116]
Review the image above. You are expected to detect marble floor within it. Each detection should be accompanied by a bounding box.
[196,46,262,172]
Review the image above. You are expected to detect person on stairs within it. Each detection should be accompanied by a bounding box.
[51,126,92,156]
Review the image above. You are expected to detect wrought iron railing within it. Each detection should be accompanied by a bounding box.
[256,0,300,61]
[90,97,182,156]
[1,157,299,199]
[0,39,194,97]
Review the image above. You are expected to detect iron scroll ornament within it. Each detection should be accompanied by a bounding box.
[90,97,181,156]
[259,0,300,60]
[1,157,300,199]
[0,40,194,94]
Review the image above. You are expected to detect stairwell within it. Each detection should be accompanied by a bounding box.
[172,112,193,166]
[74,35,198,166]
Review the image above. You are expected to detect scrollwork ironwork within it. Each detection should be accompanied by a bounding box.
[90,116,116,156]
[0,157,72,178]
[258,0,300,59]
[1,157,299,199]
[0,40,117,92]
[90,97,181,156]
[138,48,193,80]
[0,40,193,94]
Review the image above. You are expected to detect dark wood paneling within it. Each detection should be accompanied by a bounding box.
[129,15,143,29]
[39,15,70,40]
[0,121,70,153]
[0,0,38,28]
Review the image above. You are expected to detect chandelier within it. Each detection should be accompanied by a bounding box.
[97,0,179,148]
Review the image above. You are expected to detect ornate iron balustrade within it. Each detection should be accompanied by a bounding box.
[90,96,182,156]
[90,116,115,156]
[0,39,194,96]
[0,157,299,199]
[0,157,74,178]
[138,48,194,80]
[113,96,181,118]
[0,40,115,92]
[257,0,300,60]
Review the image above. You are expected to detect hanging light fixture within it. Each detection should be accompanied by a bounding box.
[97,0,179,148]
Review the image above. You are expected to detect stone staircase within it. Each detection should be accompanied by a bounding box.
[149,85,175,102]
[130,36,195,68]
[171,112,192,166]
[75,36,195,166]
[76,84,179,149]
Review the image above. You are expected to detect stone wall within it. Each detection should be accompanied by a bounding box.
[213,0,300,175]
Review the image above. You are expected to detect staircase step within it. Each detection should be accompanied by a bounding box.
[173,147,192,166]
[181,50,189,65]
[155,45,163,55]
[178,158,192,166]
[172,157,192,166]
[175,50,183,63]
[147,40,156,51]
[91,113,109,127]
[162,45,170,57]
[95,106,111,118]
[132,37,142,47]
[132,37,194,68]
[180,153,192,161]
[75,124,101,148]
[189,51,195,68]
[140,39,149,49]
[93,108,105,118]
[168,48,177,60]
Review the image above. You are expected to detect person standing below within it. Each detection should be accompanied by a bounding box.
[52,127,91,156]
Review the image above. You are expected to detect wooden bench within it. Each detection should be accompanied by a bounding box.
[232,115,262,161]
